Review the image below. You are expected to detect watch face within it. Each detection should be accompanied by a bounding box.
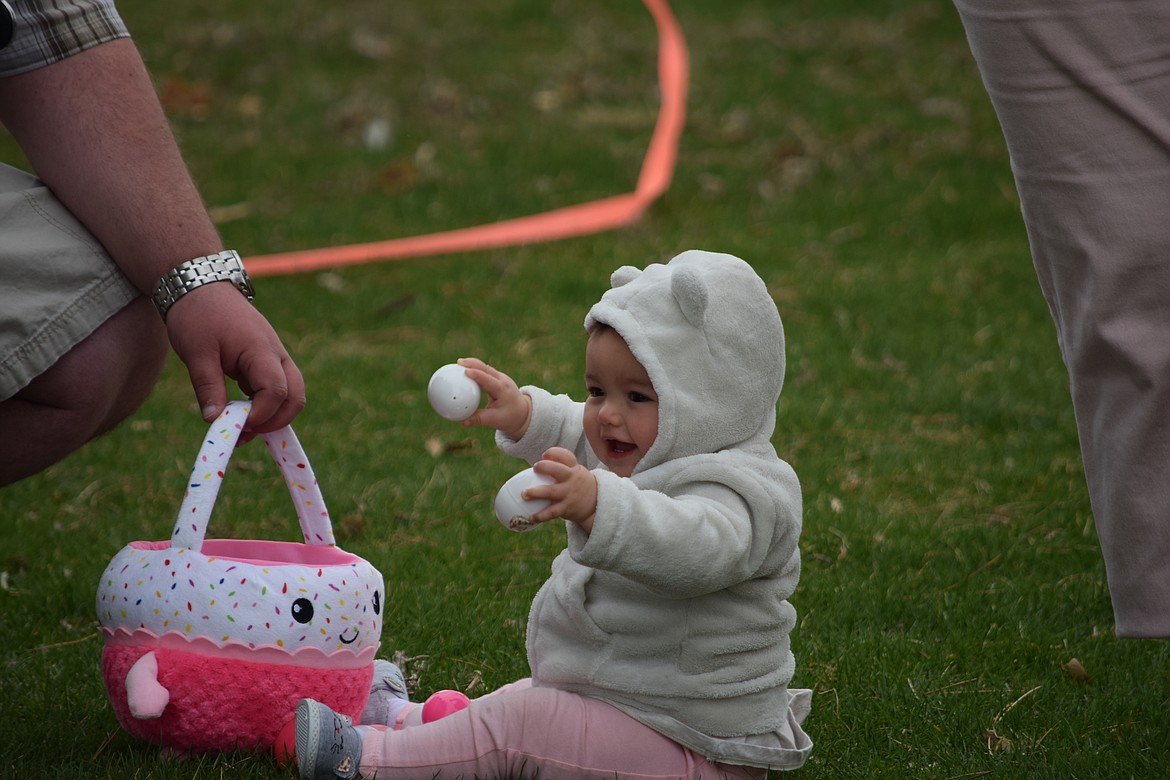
[0,1,14,51]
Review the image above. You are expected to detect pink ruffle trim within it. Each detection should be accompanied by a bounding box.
[101,627,376,669]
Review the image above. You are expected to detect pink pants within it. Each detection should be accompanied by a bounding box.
[359,679,764,779]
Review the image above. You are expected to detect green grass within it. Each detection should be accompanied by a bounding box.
[4,0,1170,777]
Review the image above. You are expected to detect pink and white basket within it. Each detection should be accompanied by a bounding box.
[96,401,384,754]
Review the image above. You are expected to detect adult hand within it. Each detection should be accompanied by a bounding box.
[165,282,305,435]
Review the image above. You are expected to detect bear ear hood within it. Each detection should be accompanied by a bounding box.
[585,250,786,472]
[608,262,709,328]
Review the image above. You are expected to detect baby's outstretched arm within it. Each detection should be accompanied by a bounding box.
[528,447,598,533]
[457,357,532,442]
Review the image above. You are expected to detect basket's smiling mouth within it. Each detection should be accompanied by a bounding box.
[339,628,359,644]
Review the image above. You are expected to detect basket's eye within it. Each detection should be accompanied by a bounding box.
[372,590,381,615]
[291,597,314,624]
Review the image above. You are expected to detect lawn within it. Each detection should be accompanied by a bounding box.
[3,0,1169,777]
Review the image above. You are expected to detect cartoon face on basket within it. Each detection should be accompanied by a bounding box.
[98,545,385,654]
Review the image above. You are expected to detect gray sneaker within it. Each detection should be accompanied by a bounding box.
[296,698,362,780]
[361,659,410,725]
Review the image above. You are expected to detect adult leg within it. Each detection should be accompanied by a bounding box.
[954,0,1170,635]
[358,684,760,779]
[0,296,167,484]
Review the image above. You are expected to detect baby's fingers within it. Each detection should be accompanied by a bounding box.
[457,356,490,371]
[460,365,512,401]
[537,447,579,470]
[462,406,505,429]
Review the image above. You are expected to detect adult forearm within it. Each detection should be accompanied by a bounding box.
[0,38,220,292]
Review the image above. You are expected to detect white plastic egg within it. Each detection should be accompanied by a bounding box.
[494,468,554,532]
[427,364,482,421]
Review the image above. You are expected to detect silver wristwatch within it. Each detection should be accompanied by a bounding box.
[151,250,255,320]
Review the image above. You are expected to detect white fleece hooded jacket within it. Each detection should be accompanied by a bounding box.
[498,250,811,770]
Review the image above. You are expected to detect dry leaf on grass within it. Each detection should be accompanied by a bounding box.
[426,437,477,458]
[1061,657,1089,683]
[159,75,213,118]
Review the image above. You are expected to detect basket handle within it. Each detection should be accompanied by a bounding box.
[171,400,336,550]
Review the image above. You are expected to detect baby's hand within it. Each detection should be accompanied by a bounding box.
[458,358,532,442]
[527,447,598,533]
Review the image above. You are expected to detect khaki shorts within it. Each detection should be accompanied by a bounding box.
[0,163,139,400]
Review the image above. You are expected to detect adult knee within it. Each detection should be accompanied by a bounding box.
[20,296,167,439]
[0,297,167,484]
[87,296,169,436]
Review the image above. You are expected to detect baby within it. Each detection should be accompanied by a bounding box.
[294,250,812,779]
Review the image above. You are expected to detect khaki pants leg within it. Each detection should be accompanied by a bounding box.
[955,0,1170,636]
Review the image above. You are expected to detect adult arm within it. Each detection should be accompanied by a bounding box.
[0,38,304,431]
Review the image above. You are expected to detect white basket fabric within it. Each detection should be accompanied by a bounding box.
[97,400,384,663]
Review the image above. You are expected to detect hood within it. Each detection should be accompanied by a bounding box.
[584,250,785,472]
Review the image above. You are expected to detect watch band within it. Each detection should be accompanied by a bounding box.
[151,250,255,320]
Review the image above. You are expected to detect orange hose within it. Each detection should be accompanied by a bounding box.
[247,0,688,277]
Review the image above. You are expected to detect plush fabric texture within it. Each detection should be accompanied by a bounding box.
[102,644,373,754]
[125,651,170,718]
[95,402,384,755]
[97,541,383,656]
[498,250,811,769]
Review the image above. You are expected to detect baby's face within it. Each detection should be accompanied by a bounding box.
[583,328,658,478]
